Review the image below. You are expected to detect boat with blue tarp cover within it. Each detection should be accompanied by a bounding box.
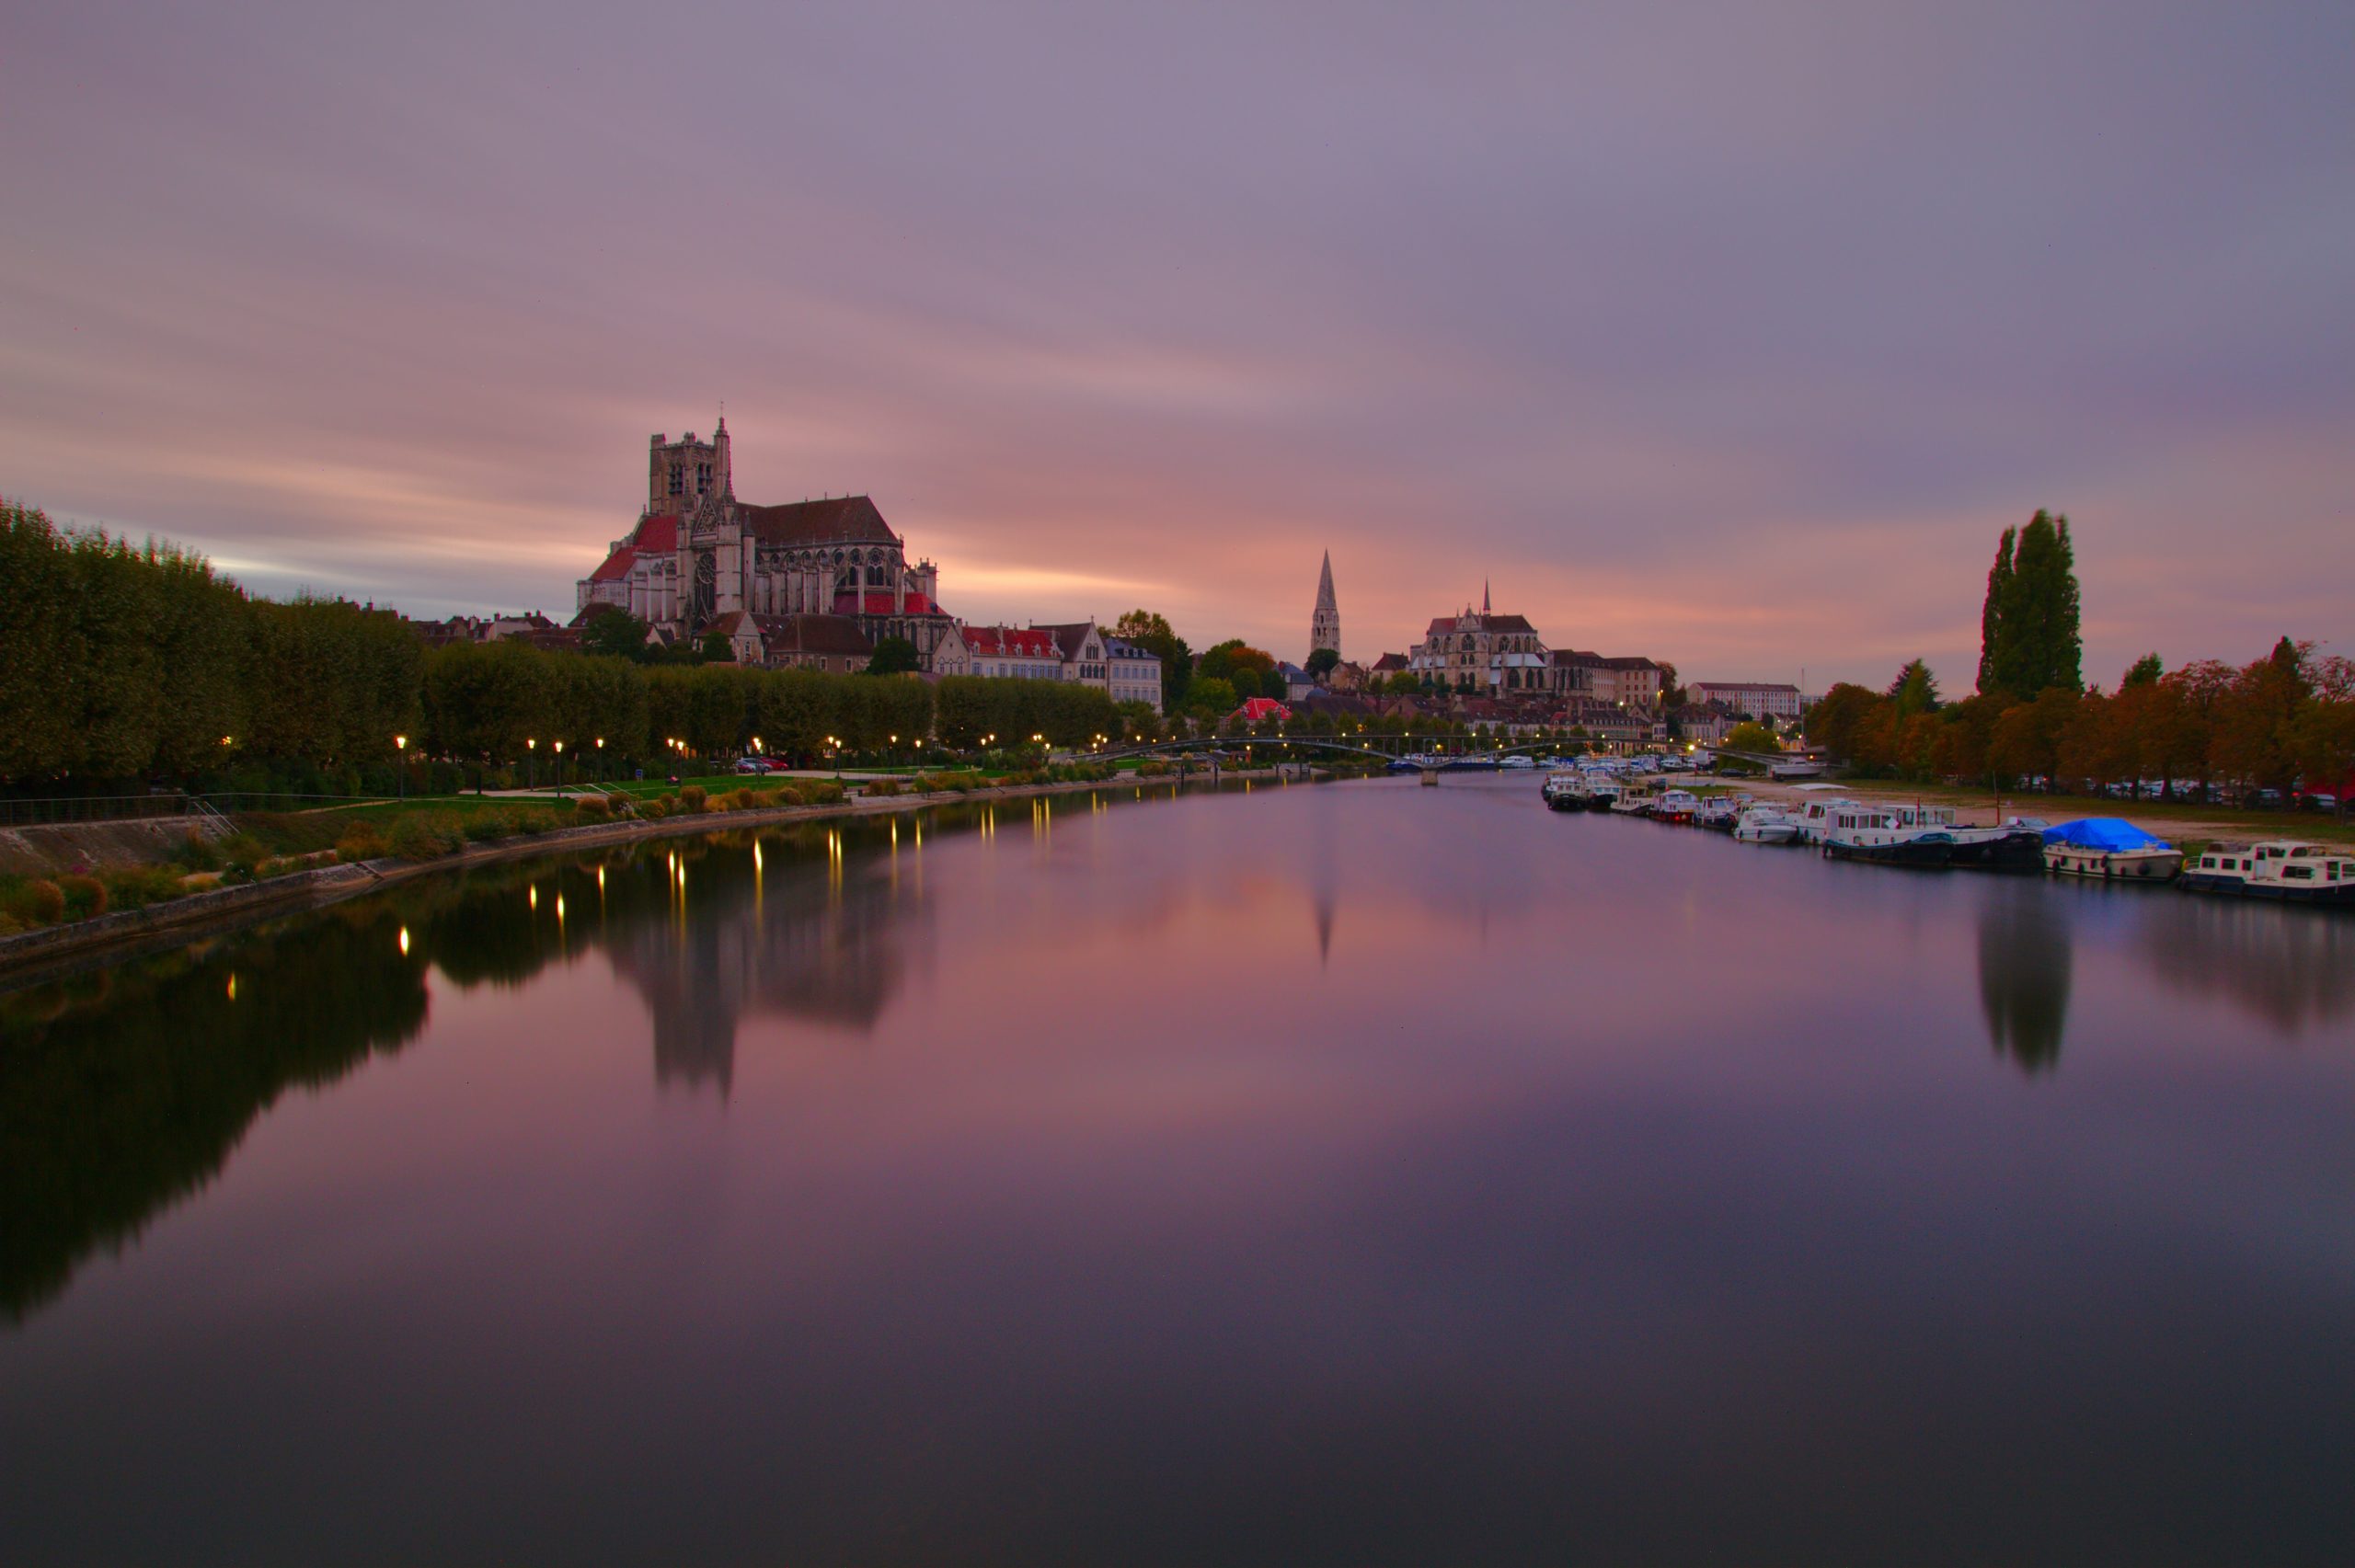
[2040,818,2184,882]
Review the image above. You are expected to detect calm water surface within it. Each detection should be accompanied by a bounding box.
[4,777,2352,1564]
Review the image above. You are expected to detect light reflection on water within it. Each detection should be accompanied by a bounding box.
[1,777,2350,1565]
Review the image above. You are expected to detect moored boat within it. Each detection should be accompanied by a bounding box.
[1654,787,1701,824]
[2040,818,2183,882]
[2178,841,2355,905]
[1732,804,1798,844]
[1609,779,1660,817]
[1822,805,2043,871]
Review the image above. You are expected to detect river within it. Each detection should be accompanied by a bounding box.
[4,775,2350,1564]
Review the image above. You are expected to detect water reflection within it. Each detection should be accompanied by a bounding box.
[2139,894,2355,1036]
[1976,880,2074,1072]
[0,906,431,1322]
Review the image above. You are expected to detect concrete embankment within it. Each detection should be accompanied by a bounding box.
[0,772,1287,983]
[0,814,234,877]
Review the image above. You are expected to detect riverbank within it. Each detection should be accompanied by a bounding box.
[0,770,1297,983]
[1737,775,2354,851]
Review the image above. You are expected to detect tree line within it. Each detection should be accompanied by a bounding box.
[1807,511,2354,804]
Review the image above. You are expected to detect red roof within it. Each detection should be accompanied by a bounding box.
[739,496,899,547]
[833,589,941,616]
[964,625,1062,659]
[589,545,636,582]
[1233,697,1292,723]
[633,513,680,553]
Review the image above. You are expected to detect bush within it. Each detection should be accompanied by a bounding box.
[178,831,224,871]
[866,778,902,797]
[100,864,183,910]
[679,784,707,812]
[388,812,460,860]
[219,833,271,881]
[464,810,511,843]
[803,781,844,806]
[512,812,550,836]
[572,795,613,821]
[337,823,390,863]
[25,879,67,924]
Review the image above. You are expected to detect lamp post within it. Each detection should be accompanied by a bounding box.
[526,737,536,790]
[553,738,564,794]
[595,736,604,784]
[395,735,407,801]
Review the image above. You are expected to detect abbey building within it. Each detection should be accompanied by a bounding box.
[573,419,1158,707]
[576,419,957,666]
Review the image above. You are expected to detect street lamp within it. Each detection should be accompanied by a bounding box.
[553,738,564,793]
[526,737,536,790]
[395,735,408,800]
[595,736,604,783]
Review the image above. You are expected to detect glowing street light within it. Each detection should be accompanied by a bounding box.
[395,734,408,801]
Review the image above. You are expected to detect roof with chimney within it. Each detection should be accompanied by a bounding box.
[1031,621,1101,660]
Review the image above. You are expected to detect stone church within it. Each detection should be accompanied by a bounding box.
[575,420,959,667]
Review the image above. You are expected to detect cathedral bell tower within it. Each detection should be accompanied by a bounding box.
[1310,550,1340,658]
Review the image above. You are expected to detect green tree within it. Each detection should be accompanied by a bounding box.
[1723,721,1781,754]
[1887,658,1941,719]
[1985,510,2083,699]
[1188,676,1237,717]
[1977,526,2015,695]
[423,639,550,790]
[580,606,649,661]
[1112,610,1192,712]
[865,636,920,675]
[1304,647,1339,680]
[2122,652,2163,688]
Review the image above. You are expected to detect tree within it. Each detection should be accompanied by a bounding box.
[2122,652,2163,688]
[1977,527,2015,695]
[1724,721,1781,754]
[1984,509,2083,699]
[697,630,733,664]
[1111,609,1191,712]
[1806,682,1880,762]
[865,636,920,675]
[1187,676,1237,718]
[1887,658,1940,719]
[1304,647,1340,680]
[580,606,649,661]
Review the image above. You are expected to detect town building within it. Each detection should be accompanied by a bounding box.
[577,419,959,667]
[1106,637,1164,713]
[1310,551,1339,658]
[934,624,1065,681]
[1552,650,1662,707]
[1686,681,1804,721]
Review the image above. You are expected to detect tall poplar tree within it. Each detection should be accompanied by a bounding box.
[1977,527,2016,695]
[1980,509,2083,700]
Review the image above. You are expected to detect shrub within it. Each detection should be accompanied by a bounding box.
[60,876,109,919]
[729,787,756,811]
[100,864,183,910]
[464,810,511,843]
[219,833,271,881]
[388,812,460,860]
[572,795,613,821]
[26,879,67,923]
[336,823,390,863]
[513,812,549,836]
[804,781,844,806]
[679,784,707,812]
[178,831,224,871]
[866,778,902,797]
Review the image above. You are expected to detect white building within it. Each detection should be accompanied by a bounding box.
[1687,681,1804,721]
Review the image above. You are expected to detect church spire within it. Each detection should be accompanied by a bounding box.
[1482,578,1491,615]
[1309,549,1340,658]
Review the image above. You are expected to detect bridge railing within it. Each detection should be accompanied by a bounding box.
[0,794,204,827]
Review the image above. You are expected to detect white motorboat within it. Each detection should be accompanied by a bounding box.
[1732,804,1798,844]
[1653,787,1701,824]
[2178,841,2355,905]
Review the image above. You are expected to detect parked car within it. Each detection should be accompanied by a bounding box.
[734,756,769,775]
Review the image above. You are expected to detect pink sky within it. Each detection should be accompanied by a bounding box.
[4,3,2349,690]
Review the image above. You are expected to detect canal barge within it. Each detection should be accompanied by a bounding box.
[2177,841,2355,905]
[1821,806,2044,871]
